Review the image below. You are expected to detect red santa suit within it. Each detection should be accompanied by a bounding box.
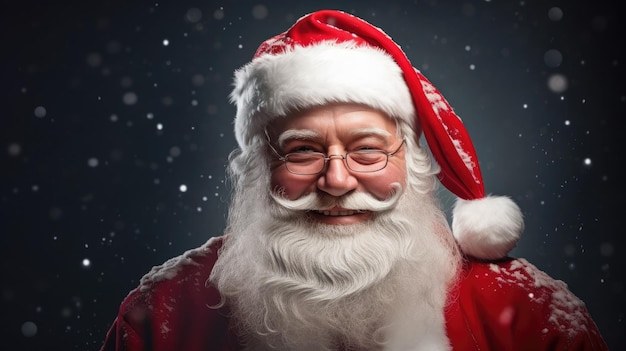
[100,236,607,351]
[100,9,608,351]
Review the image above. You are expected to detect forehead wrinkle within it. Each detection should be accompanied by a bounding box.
[348,127,393,140]
[277,129,322,147]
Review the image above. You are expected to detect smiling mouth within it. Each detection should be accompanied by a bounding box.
[311,209,367,216]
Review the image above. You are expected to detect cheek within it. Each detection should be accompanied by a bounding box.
[270,169,315,200]
[362,166,407,199]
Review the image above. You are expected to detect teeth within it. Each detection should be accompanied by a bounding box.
[314,210,365,216]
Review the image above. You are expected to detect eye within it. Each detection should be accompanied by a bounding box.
[354,145,380,151]
[349,151,387,165]
[348,137,388,152]
[350,141,387,152]
[286,144,320,154]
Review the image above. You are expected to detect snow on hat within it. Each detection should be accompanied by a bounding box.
[230,9,523,260]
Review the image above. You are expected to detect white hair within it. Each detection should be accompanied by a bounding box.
[210,121,462,350]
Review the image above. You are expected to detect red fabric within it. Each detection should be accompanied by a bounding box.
[100,238,235,351]
[100,236,607,351]
[444,258,608,350]
[253,10,484,200]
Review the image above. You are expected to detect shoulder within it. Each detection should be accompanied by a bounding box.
[464,257,572,297]
[118,235,226,318]
[137,235,224,292]
[105,236,233,350]
[448,257,607,350]
[461,258,587,326]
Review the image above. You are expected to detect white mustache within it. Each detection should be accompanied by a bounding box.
[271,183,403,212]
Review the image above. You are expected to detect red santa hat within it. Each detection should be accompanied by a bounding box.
[230,10,523,260]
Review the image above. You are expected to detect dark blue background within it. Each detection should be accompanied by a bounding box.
[2,1,624,350]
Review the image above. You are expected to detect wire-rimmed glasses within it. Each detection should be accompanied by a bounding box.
[268,139,406,175]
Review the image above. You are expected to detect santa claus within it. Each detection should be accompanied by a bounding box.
[100,10,608,351]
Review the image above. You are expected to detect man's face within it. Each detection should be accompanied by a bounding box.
[213,104,461,349]
[268,103,407,225]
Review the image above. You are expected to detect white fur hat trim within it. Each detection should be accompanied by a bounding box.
[230,41,415,150]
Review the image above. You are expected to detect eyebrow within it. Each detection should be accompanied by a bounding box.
[277,129,322,147]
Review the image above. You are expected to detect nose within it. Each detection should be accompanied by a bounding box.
[316,155,358,197]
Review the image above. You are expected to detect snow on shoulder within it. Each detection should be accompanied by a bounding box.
[491,258,589,337]
[138,236,222,292]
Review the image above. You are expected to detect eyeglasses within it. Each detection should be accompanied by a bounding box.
[268,139,406,175]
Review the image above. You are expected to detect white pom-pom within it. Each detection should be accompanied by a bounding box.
[452,195,524,260]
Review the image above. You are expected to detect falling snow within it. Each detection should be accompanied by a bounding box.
[33,106,47,118]
[2,1,623,350]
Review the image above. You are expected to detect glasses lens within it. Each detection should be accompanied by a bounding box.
[285,153,325,175]
[347,151,388,172]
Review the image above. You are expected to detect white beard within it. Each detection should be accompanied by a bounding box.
[210,148,462,350]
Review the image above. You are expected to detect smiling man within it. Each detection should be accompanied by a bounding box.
[101,10,607,351]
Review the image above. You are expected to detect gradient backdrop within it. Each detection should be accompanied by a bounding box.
[1,0,624,350]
